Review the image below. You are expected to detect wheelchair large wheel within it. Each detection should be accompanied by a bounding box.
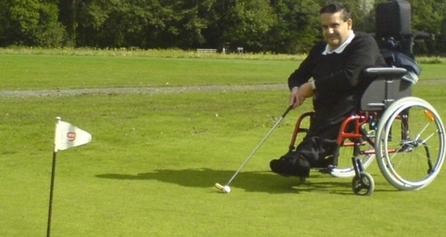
[330,124,375,178]
[375,97,446,191]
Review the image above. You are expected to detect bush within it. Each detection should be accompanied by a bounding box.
[32,22,67,48]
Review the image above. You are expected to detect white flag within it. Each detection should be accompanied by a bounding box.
[54,117,92,152]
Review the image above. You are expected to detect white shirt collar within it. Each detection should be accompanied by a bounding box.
[322,31,355,55]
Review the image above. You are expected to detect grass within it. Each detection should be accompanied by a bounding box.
[0,54,296,90]
[0,48,444,91]
[1,49,446,237]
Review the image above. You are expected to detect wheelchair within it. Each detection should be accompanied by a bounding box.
[287,0,446,196]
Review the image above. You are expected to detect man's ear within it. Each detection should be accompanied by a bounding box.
[347,19,353,30]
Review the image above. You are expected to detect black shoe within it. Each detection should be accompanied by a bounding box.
[270,159,291,177]
[270,154,310,178]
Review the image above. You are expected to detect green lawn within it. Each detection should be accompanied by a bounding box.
[0,53,295,90]
[0,51,443,90]
[1,51,445,237]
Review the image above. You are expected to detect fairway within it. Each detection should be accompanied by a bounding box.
[1,52,446,237]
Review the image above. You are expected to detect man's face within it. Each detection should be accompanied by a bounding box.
[321,11,352,49]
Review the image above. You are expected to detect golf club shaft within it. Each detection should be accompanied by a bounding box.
[225,105,293,185]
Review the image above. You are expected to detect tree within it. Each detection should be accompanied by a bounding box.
[221,0,277,52]
[0,0,445,55]
[76,0,212,49]
[410,0,445,55]
[59,0,83,46]
[0,0,11,46]
[1,0,66,47]
[266,0,320,54]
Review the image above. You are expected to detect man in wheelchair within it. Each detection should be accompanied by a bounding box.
[270,2,387,178]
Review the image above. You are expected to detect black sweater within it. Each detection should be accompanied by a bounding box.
[288,31,385,111]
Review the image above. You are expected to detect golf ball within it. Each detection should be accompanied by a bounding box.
[222,185,231,193]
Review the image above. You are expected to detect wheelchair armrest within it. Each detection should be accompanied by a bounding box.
[360,67,411,111]
[362,67,407,78]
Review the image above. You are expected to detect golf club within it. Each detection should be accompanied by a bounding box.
[215,105,293,193]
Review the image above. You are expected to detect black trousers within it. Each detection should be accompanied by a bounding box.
[270,96,356,177]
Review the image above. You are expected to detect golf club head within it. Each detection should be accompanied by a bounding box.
[215,183,224,190]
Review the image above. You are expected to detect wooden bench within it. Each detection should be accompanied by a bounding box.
[197,48,217,53]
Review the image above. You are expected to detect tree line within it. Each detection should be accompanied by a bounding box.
[0,0,445,55]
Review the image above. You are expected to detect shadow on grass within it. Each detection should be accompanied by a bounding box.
[96,168,392,195]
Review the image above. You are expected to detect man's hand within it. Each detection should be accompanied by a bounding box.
[289,87,305,108]
[289,82,315,109]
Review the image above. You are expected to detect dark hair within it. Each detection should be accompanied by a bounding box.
[320,2,351,21]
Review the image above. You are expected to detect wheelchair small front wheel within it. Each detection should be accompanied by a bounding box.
[351,172,375,196]
[330,124,375,178]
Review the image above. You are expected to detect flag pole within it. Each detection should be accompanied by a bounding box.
[46,151,58,237]
[47,117,61,237]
